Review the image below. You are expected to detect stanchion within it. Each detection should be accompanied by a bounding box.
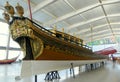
[45,70,60,81]
[35,75,37,82]
[70,63,75,78]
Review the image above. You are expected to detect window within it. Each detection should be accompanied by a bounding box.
[0,22,23,60]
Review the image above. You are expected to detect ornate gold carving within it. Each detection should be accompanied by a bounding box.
[3,12,10,23]
[10,19,34,40]
[30,37,44,59]
[15,3,24,17]
[45,45,51,49]
[4,2,15,16]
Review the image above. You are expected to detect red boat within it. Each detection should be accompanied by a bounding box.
[0,56,18,64]
[94,47,117,55]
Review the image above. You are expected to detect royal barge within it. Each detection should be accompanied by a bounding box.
[2,2,109,79]
[3,2,107,61]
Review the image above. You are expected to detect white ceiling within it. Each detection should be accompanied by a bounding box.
[0,0,120,43]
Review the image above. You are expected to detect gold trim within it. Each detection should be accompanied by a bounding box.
[30,36,44,59]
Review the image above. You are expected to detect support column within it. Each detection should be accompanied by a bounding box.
[35,75,37,82]
[79,65,81,74]
[45,70,60,81]
[70,63,75,78]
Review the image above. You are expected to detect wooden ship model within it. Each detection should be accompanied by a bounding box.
[3,2,107,61]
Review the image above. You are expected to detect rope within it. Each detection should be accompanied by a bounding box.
[27,0,32,20]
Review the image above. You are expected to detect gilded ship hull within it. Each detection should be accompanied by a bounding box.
[3,2,108,78]
[3,2,107,60]
[8,17,106,60]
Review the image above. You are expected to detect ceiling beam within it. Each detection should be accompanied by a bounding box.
[76,24,108,35]
[67,16,105,30]
[44,3,101,26]
[93,31,111,37]
[78,30,111,42]
[92,24,108,30]
[83,30,120,43]
[99,0,115,42]
[24,0,68,28]
[85,32,112,40]
[44,0,120,26]
[113,29,120,32]
[63,0,95,33]
[74,22,120,35]
[0,46,21,51]
[92,36,111,42]
[114,33,120,35]
[102,0,120,5]
[86,34,112,43]
[93,33,112,39]
[66,14,120,31]
[76,29,90,35]
[85,30,110,37]
[25,0,57,16]
[86,33,120,42]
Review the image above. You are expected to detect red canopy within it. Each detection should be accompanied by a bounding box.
[94,47,117,55]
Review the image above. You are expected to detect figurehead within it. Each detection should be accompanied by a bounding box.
[15,3,24,17]
[4,1,15,16]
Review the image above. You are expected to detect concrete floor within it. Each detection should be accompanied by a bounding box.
[0,61,120,82]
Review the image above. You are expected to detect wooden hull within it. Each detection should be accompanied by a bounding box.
[3,3,107,79]
[36,49,101,60]
[3,2,107,61]
[8,17,107,60]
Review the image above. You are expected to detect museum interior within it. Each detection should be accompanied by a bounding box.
[0,0,120,82]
